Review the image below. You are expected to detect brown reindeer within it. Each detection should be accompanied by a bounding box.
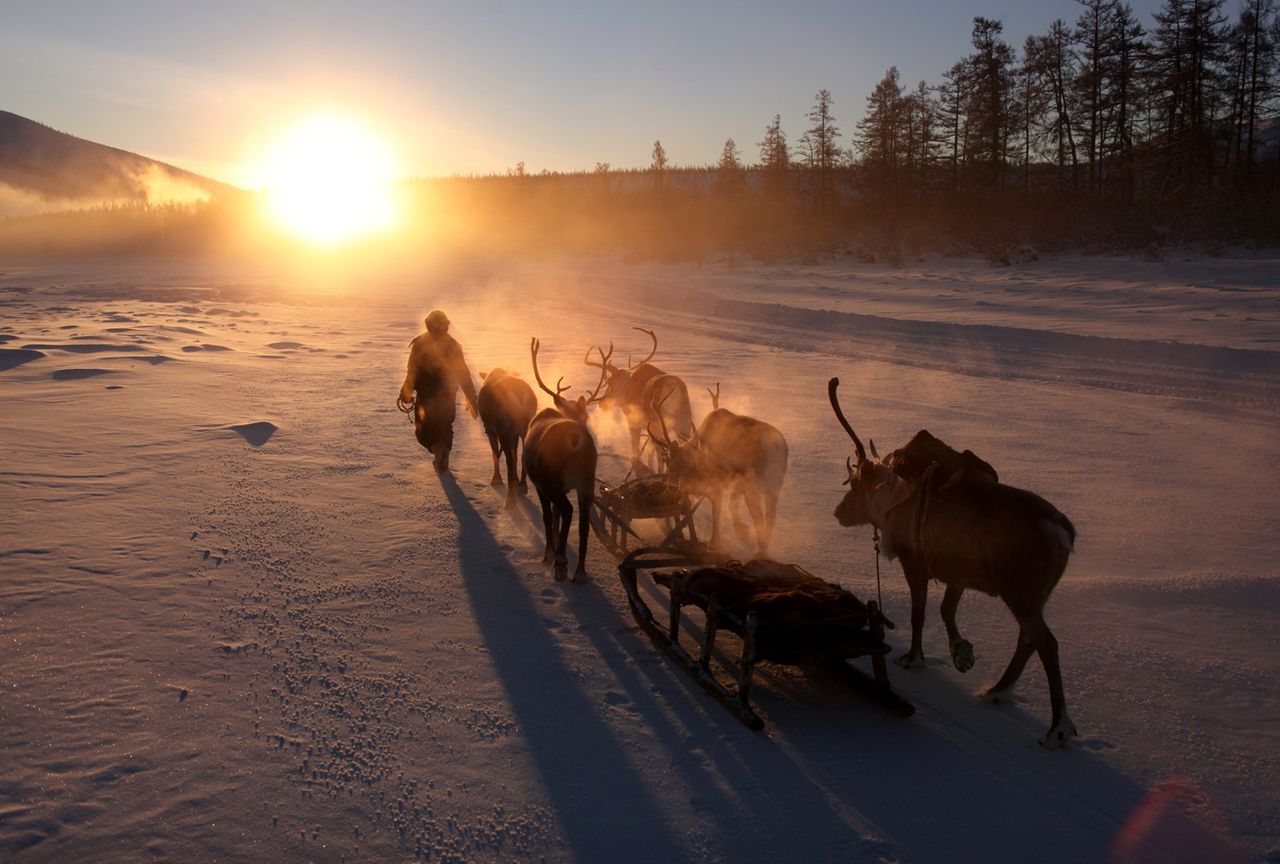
[651,391,789,559]
[477,368,538,508]
[587,327,694,470]
[524,338,607,582]
[828,377,1078,747]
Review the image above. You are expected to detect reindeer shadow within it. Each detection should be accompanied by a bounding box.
[439,474,684,859]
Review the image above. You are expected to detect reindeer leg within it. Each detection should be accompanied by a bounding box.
[741,493,767,560]
[1020,610,1076,748]
[552,492,572,582]
[488,432,502,485]
[516,436,528,492]
[763,491,779,559]
[502,439,519,508]
[707,494,722,550]
[730,491,752,544]
[573,488,592,582]
[629,424,643,472]
[980,627,1034,704]
[536,490,555,565]
[896,570,928,669]
[940,584,975,673]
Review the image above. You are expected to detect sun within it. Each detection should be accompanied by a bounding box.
[261,114,398,244]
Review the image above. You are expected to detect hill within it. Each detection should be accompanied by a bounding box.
[0,110,233,213]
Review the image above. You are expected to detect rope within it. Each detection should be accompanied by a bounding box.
[873,527,884,611]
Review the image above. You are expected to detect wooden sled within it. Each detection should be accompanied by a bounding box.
[618,548,914,730]
[590,474,709,560]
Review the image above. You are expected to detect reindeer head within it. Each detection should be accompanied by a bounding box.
[829,377,912,529]
[646,388,704,478]
[587,327,657,410]
[532,338,607,424]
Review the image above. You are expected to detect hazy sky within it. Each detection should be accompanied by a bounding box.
[3,0,1169,185]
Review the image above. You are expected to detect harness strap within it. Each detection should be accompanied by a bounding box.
[914,462,939,583]
[872,459,939,618]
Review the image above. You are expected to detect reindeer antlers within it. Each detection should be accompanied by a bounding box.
[530,337,570,399]
[584,346,610,403]
[707,382,720,410]
[648,388,674,448]
[534,338,609,410]
[583,342,614,370]
[630,327,657,368]
[828,377,867,464]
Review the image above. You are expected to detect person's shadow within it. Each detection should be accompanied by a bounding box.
[439,473,683,858]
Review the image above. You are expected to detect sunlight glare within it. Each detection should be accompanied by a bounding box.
[262,114,398,244]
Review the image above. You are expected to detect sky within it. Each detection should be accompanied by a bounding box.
[2,0,1170,186]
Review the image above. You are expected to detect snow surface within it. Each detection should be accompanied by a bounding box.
[2,252,1278,863]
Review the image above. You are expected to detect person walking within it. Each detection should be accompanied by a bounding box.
[397,310,479,473]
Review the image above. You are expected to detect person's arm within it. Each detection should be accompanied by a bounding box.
[399,338,420,404]
[454,346,480,416]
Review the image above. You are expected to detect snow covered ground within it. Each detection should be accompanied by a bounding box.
[2,252,1277,863]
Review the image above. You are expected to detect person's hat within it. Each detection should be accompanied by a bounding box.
[425,310,450,330]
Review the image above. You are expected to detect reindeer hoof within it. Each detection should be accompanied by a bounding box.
[1039,714,1078,749]
[895,651,926,669]
[571,571,591,584]
[950,639,975,673]
[554,562,568,582]
[978,684,1012,704]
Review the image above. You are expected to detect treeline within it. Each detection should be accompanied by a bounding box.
[3,0,1278,261]
[445,0,1280,258]
[0,198,257,257]
[846,1,1279,215]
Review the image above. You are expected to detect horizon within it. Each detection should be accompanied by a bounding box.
[3,0,1167,187]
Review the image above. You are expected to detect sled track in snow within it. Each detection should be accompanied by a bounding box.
[593,282,1280,414]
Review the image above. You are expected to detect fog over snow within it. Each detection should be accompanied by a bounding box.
[1,252,1277,863]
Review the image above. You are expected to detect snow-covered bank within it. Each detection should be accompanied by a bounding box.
[2,253,1277,862]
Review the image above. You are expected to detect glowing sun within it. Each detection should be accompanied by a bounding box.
[262,114,398,244]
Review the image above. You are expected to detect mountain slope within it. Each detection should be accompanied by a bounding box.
[0,110,232,206]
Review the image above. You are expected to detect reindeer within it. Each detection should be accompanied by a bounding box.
[828,377,1078,747]
[587,327,694,470]
[477,368,538,508]
[650,390,788,559]
[524,338,607,582]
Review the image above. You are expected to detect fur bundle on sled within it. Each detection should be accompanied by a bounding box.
[654,561,889,665]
